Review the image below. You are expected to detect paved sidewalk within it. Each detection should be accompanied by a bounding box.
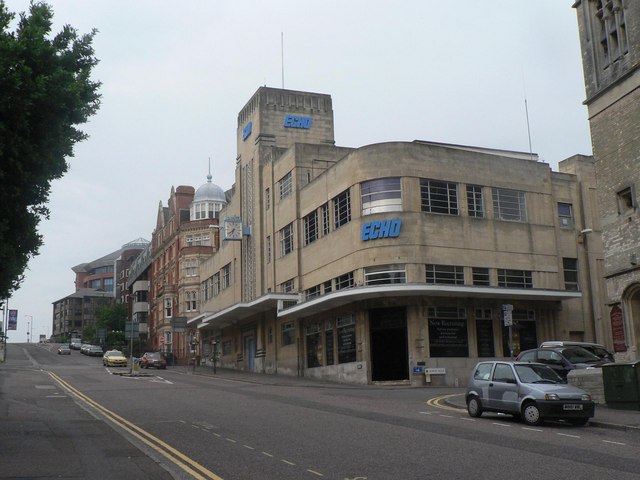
[191,365,640,432]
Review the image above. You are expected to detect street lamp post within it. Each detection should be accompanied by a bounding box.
[25,315,33,343]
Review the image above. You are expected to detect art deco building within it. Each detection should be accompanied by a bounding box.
[188,87,605,386]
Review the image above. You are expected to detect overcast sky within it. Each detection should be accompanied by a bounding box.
[4,0,592,342]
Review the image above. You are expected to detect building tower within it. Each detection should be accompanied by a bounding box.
[574,0,640,359]
[234,87,335,302]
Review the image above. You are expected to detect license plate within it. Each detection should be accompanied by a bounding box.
[563,404,583,411]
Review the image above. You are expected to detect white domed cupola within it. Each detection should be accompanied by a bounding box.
[191,167,227,220]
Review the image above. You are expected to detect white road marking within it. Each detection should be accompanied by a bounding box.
[557,433,580,439]
[603,440,626,446]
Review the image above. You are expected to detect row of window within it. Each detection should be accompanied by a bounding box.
[185,233,211,247]
[305,272,354,299]
[302,308,537,369]
[202,263,231,302]
[305,314,356,367]
[88,277,114,291]
[271,175,576,260]
[192,202,224,221]
[301,260,579,298]
[163,291,201,316]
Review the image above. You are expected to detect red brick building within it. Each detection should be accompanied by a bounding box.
[149,176,227,364]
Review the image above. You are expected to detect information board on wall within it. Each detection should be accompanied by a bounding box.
[428,318,468,357]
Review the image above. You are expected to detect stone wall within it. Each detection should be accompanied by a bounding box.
[567,368,605,404]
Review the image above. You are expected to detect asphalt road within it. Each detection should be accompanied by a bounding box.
[2,343,640,479]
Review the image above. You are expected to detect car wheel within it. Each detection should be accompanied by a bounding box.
[467,396,483,418]
[567,418,589,426]
[521,402,543,426]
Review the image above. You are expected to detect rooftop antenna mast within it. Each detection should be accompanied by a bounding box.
[281,32,285,89]
[523,76,534,161]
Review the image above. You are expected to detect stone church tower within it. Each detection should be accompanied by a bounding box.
[574,0,640,359]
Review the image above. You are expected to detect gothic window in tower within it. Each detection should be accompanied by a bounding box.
[595,0,629,68]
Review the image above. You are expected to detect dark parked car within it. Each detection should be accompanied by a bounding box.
[516,346,608,379]
[466,361,595,426]
[87,345,104,357]
[539,341,615,363]
[140,352,167,369]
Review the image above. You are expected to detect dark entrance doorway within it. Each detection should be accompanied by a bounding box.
[370,307,409,381]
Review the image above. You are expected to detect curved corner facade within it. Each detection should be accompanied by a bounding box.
[193,87,604,386]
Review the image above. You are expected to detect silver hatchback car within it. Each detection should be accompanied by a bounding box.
[465,361,595,426]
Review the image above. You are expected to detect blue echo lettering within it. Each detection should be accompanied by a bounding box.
[283,115,312,129]
[242,121,252,140]
[361,219,402,240]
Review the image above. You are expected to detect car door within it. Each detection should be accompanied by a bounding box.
[487,363,519,413]
[537,349,568,378]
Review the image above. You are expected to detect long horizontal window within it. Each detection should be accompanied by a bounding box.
[361,177,402,215]
[497,269,533,288]
[426,264,464,285]
[364,264,406,285]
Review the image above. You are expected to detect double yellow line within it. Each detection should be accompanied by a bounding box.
[426,393,466,412]
[47,371,223,480]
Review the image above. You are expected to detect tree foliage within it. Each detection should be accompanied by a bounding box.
[95,302,127,332]
[0,1,101,299]
[93,302,127,349]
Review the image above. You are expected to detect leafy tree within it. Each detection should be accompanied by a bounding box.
[95,303,127,349]
[0,1,101,300]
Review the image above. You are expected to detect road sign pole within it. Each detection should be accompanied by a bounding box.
[502,304,514,358]
[509,325,513,359]
[129,322,134,374]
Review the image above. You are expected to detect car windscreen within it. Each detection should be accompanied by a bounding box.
[514,364,563,383]
[561,347,601,363]
[146,353,161,359]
